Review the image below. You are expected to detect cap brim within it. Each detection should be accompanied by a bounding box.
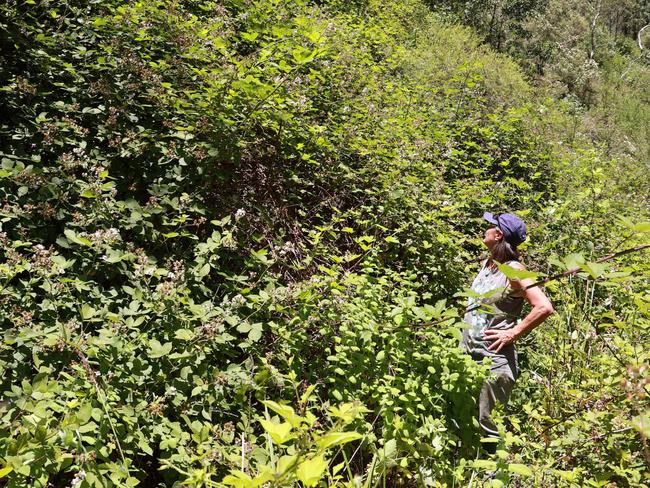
[483,212,498,225]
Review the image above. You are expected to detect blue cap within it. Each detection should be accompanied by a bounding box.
[483,212,527,247]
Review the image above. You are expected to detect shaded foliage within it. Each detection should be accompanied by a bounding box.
[0,0,648,486]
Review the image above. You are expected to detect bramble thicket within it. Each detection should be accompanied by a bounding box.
[0,0,649,486]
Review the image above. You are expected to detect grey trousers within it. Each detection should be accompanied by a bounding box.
[478,373,515,437]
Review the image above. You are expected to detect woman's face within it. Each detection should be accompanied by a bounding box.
[483,225,503,250]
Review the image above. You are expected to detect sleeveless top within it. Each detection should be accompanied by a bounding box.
[461,260,525,380]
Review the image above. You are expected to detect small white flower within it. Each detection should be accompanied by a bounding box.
[71,469,86,487]
[235,208,246,220]
[231,294,246,308]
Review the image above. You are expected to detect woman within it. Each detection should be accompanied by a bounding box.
[462,212,554,452]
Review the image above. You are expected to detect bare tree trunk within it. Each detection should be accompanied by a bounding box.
[589,0,601,61]
[638,23,650,50]
[487,0,500,46]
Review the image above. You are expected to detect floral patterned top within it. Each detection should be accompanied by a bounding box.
[461,260,525,378]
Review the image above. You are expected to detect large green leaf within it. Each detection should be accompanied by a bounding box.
[315,431,362,450]
[296,455,327,487]
[262,401,303,427]
[497,263,538,280]
[259,419,295,445]
[148,340,172,358]
[508,463,533,476]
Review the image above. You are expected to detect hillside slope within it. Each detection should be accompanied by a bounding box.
[0,0,648,486]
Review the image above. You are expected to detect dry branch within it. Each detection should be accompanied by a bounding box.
[639,23,650,50]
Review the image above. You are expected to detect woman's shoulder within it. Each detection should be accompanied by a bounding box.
[505,260,525,270]
[502,260,528,296]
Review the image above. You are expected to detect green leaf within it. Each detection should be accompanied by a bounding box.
[508,463,533,476]
[562,253,585,270]
[80,189,99,198]
[300,384,317,405]
[77,402,93,424]
[631,411,650,438]
[262,401,303,427]
[241,31,259,41]
[380,439,397,460]
[292,47,316,64]
[248,323,262,342]
[276,454,298,475]
[149,340,172,358]
[580,261,608,279]
[174,329,194,341]
[64,229,92,246]
[169,131,194,141]
[316,432,362,450]
[0,466,14,478]
[222,470,254,488]
[138,438,153,456]
[196,263,210,278]
[259,419,294,445]
[632,221,650,233]
[497,263,538,280]
[552,469,577,482]
[472,459,497,471]
[81,304,96,320]
[251,248,273,264]
[328,402,368,423]
[296,455,327,487]
[125,476,140,487]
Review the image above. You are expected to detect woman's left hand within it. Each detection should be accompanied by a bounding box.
[483,328,518,353]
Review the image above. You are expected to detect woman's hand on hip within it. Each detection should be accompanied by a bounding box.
[483,328,518,353]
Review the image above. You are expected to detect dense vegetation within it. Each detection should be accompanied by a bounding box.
[0,0,648,486]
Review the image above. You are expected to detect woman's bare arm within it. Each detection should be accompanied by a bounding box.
[483,263,554,353]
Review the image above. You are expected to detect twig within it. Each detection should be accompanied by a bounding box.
[76,349,129,472]
[409,243,650,331]
[241,432,245,472]
[588,426,633,442]
[533,393,624,441]
[348,411,382,467]
[638,23,650,50]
